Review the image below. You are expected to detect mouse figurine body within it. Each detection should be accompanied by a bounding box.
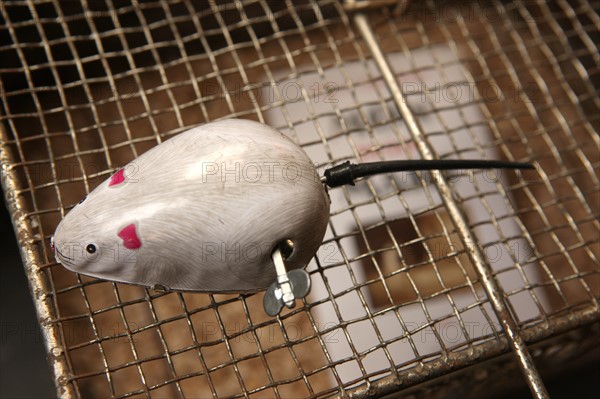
[53,118,533,315]
[52,119,330,294]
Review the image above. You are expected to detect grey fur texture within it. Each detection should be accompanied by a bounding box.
[53,119,330,291]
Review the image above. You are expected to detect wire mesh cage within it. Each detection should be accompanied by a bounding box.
[0,0,598,398]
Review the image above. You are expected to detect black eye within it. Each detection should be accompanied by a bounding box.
[86,244,96,254]
[78,196,87,204]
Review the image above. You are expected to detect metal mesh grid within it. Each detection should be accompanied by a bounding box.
[0,0,598,398]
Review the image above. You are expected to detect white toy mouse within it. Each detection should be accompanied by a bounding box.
[52,118,532,315]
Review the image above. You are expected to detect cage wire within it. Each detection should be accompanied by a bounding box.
[0,0,599,398]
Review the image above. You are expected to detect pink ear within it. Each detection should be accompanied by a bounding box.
[109,168,126,187]
[118,224,142,249]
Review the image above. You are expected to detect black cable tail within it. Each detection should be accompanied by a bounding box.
[323,159,534,188]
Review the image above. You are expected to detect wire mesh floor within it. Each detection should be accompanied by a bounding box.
[0,0,598,398]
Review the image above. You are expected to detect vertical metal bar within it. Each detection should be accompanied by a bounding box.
[0,128,75,399]
[352,10,550,399]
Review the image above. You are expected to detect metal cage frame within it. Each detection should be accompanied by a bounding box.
[1,1,598,398]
